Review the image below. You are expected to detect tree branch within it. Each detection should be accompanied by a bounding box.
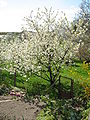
[34,73,50,81]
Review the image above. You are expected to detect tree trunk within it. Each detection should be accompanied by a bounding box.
[48,64,54,86]
[58,76,61,99]
[50,79,54,86]
[48,55,55,86]
[79,42,82,61]
[14,70,16,87]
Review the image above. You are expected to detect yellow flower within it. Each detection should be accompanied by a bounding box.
[85,87,90,97]
[82,61,88,69]
[88,72,90,75]
[69,70,72,73]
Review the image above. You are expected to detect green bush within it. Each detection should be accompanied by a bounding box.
[37,96,84,120]
[26,81,47,96]
[0,84,10,95]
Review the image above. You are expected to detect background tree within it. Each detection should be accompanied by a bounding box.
[0,33,22,86]
[75,0,90,61]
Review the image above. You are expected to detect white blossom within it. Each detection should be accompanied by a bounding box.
[0,8,86,83]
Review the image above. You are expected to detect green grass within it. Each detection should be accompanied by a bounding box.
[0,61,90,96]
[0,60,90,120]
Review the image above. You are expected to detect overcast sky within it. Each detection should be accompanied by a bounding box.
[0,0,82,32]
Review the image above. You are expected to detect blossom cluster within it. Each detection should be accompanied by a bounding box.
[0,8,87,79]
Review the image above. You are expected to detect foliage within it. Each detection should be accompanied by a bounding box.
[82,101,90,120]
[37,95,84,120]
[36,60,90,120]
[0,84,10,95]
[36,109,55,120]
[26,80,47,96]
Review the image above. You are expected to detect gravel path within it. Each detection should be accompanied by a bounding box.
[0,95,45,120]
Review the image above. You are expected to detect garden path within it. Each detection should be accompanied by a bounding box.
[0,95,44,120]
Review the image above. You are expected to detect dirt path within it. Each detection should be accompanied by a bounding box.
[0,95,45,120]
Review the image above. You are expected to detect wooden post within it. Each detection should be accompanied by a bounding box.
[70,79,74,98]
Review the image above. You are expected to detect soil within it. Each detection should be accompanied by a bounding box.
[0,95,45,120]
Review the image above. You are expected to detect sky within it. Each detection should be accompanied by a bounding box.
[0,0,82,32]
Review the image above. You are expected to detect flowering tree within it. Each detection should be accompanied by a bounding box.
[0,33,22,86]
[0,8,86,88]
[21,8,86,85]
